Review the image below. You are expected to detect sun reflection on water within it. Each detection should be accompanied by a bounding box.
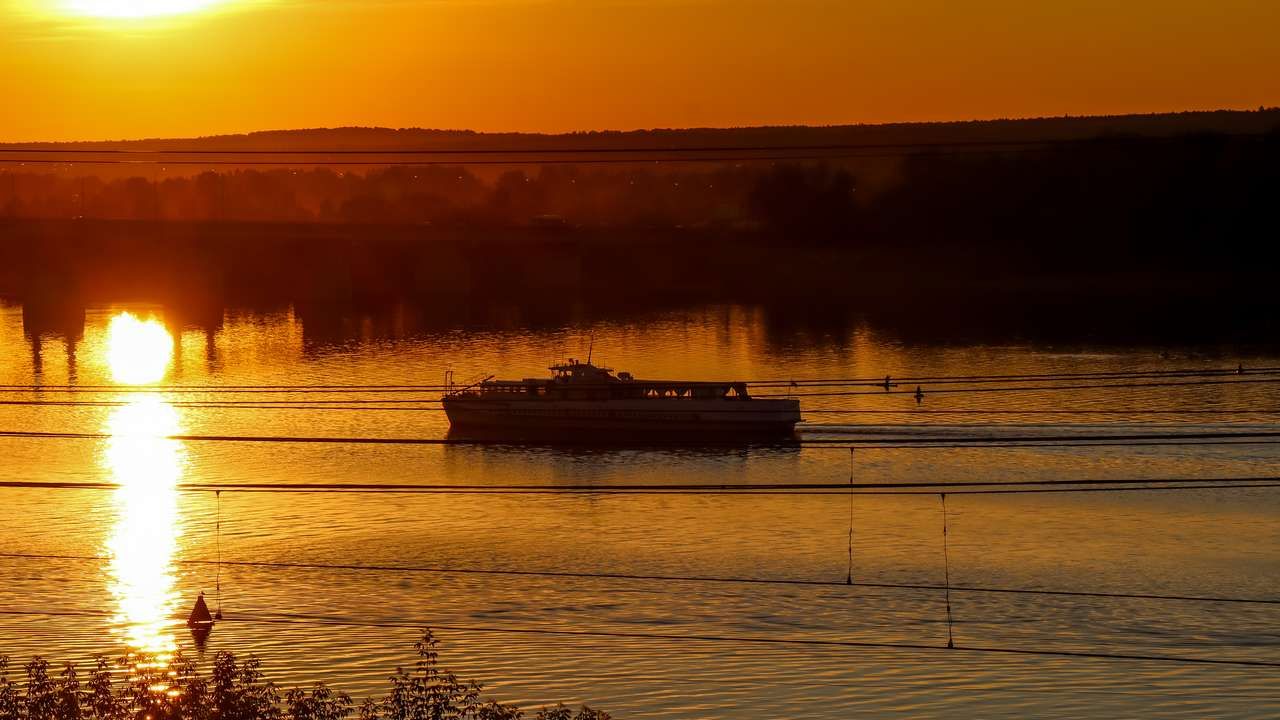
[101,312,184,660]
[107,312,173,385]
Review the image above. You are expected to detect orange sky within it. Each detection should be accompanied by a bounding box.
[1,0,1278,142]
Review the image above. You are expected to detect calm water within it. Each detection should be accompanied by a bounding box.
[1,302,1278,718]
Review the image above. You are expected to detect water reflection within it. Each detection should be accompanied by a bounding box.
[100,313,184,659]
[107,312,173,384]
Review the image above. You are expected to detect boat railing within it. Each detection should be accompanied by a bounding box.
[461,379,754,400]
[445,374,495,397]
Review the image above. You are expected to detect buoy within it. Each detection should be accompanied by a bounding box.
[914,385,925,404]
[187,591,214,628]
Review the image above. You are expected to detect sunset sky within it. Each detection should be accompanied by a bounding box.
[2,0,1278,142]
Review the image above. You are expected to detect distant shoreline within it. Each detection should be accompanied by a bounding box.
[3,108,1277,151]
[1,217,1271,309]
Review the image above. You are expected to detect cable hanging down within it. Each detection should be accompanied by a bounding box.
[940,494,955,650]
[846,448,854,585]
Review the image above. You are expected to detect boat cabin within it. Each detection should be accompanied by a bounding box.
[465,360,752,401]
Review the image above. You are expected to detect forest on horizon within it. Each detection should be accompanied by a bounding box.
[2,109,1278,339]
[1,108,1277,310]
[0,111,1275,258]
[4,107,1278,151]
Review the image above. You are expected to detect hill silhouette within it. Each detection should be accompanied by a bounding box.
[3,108,1278,152]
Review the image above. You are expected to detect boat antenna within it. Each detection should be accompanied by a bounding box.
[587,333,594,365]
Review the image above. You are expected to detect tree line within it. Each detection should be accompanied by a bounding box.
[2,130,1276,271]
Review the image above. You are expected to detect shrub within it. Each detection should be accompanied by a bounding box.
[0,630,609,720]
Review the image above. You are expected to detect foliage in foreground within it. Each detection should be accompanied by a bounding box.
[0,630,609,720]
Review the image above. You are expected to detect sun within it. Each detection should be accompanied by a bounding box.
[60,0,222,18]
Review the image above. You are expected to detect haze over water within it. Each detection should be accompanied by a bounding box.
[1,301,1277,718]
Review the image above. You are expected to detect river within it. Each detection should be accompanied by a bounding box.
[0,301,1276,718]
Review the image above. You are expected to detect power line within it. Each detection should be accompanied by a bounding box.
[2,365,1275,392]
[0,400,448,410]
[7,133,1269,168]
[0,385,455,392]
[752,366,1280,386]
[0,146,1073,167]
[0,143,1011,156]
[756,377,1280,398]
[0,133,1267,156]
[2,430,1280,448]
[0,400,1274,415]
[25,483,1280,496]
[801,409,1280,415]
[226,612,1280,669]
[7,429,1280,444]
[2,429,1280,451]
[12,375,1256,399]
[2,607,1273,669]
[810,440,1280,451]
[7,552,1274,606]
[0,394,445,399]
[800,431,1280,444]
[3,367,1277,394]
[879,484,1280,496]
[1,478,1277,496]
[5,399,1279,417]
[0,385,454,392]
[759,371,1280,389]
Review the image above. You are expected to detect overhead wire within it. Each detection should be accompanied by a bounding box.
[1,365,1276,392]
[2,430,1280,452]
[800,409,1280,415]
[5,399,1280,418]
[0,147,1088,167]
[801,431,1280,443]
[1,378,1273,408]
[0,607,1274,669]
[1,477,1277,495]
[229,611,1280,668]
[2,367,1278,394]
[4,398,1280,423]
[4,134,1265,156]
[749,366,1280,386]
[7,551,1274,606]
[755,377,1280,398]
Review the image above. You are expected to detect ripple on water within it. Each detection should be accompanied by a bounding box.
[1,304,1278,718]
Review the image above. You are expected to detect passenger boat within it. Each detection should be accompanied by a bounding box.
[442,359,801,440]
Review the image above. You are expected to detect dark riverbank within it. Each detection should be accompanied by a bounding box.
[2,217,1269,302]
[2,218,1276,348]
